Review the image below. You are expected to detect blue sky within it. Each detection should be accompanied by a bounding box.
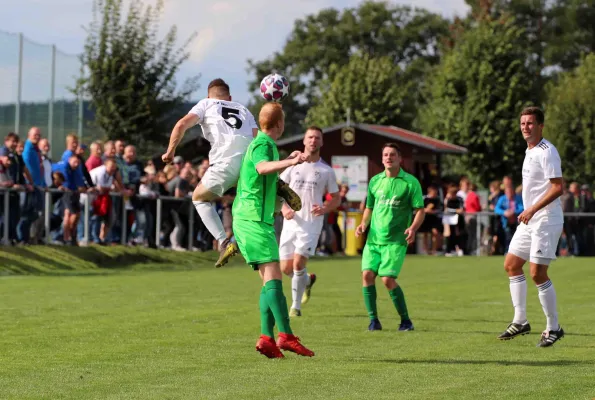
[0,0,469,104]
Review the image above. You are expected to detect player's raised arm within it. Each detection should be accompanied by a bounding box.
[162,113,199,164]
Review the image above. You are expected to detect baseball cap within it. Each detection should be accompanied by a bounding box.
[0,147,9,157]
[173,156,184,164]
[581,184,590,190]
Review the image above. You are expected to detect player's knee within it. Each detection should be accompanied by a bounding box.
[362,270,376,285]
[381,276,397,289]
[280,260,293,275]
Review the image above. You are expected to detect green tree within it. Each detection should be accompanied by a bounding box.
[545,54,595,185]
[247,1,450,135]
[76,0,199,155]
[544,0,595,70]
[417,18,539,185]
[305,53,411,127]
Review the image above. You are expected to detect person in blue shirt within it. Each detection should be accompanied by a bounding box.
[495,186,524,254]
[20,127,47,243]
[52,155,87,245]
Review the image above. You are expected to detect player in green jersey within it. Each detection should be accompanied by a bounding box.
[355,143,426,332]
[232,102,315,359]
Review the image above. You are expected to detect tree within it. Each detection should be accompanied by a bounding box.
[544,0,595,70]
[76,0,199,155]
[545,54,595,184]
[417,18,539,185]
[305,53,412,127]
[247,1,450,135]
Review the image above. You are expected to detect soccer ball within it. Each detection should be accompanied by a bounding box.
[260,73,290,102]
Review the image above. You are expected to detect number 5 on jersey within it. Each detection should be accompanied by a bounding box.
[222,107,243,129]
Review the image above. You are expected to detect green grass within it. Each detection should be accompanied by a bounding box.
[0,245,220,275]
[1,254,594,399]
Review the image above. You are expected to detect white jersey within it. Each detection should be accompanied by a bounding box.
[188,98,257,163]
[280,159,339,233]
[90,165,115,189]
[521,138,563,227]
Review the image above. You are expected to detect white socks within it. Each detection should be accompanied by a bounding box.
[291,268,308,310]
[537,280,558,331]
[509,275,559,331]
[193,201,226,245]
[509,275,527,324]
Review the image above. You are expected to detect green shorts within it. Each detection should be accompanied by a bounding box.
[361,243,407,278]
[233,219,279,270]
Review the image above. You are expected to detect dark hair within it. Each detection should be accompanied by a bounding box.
[5,132,19,142]
[306,126,323,134]
[382,142,401,155]
[207,78,230,95]
[520,106,545,125]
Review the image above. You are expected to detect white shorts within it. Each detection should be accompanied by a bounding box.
[508,223,563,265]
[279,227,321,259]
[200,157,242,197]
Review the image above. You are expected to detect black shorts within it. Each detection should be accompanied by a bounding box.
[62,192,81,214]
[419,215,442,233]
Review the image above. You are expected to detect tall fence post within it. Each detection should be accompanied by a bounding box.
[15,33,23,133]
[44,191,51,244]
[476,213,482,256]
[48,45,56,159]
[155,198,162,248]
[121,195,127,245]
[3,191,9,245]
[84,194,90,244]
[188,200,194,250]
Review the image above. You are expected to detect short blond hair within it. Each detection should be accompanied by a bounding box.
[66,133,79,143]
[259,103,284,130]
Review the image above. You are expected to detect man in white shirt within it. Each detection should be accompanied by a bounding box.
[279,126,340,317]
[497,107,565,347]
[162,79,258,266]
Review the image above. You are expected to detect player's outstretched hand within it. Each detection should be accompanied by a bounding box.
[287,150,301,159]
[289,152,304,165]
[311,204,325,217]
[404,227,416,244]
[161,151,175,164]
[355,223,366,238]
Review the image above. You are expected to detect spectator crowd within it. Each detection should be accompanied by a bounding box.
[1,127,594,257]
[0,127,224,251]
[417,176,595,257]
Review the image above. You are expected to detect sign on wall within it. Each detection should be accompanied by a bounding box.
[332,156,369,202]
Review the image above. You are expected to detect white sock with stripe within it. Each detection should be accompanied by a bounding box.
[509,275,527,324]
[537,280,558,331]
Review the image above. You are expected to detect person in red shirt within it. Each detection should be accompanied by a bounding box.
[85,141,104,172]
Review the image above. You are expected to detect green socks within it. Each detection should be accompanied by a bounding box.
[389,286,410,321]
[259,286,275,337]
[363,285,378,320]
[264,279,293,335]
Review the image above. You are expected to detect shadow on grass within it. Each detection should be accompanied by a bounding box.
[0,245,198,276]
[373,359,595,367]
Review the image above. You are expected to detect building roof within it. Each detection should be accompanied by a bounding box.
[276,123,468,154]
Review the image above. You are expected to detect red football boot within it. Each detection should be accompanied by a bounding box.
[276,333,315,357]
[256,335,284,359]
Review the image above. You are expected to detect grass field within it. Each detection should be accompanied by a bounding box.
[1,250,594,399]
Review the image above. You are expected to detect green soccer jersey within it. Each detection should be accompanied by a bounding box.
[365,168,424,245]
[232,131,279,225]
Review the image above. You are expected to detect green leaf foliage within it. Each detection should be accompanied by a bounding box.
[545,53,595,185]
[246,1,450,136]
[417,18,540,185]
[305,52,412,127]
[76,0,199,155]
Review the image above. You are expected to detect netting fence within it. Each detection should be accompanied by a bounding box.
[0,30,93,158]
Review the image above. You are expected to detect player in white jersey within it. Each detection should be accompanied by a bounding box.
[162,79,257,267]
[497,106,565,347]
[279,126,340,317]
